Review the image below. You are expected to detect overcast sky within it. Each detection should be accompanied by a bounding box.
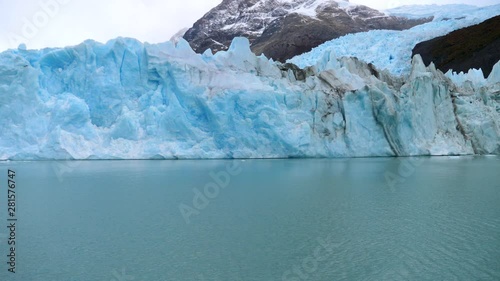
[0,0,497,51]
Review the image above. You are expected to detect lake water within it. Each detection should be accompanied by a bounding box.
[0,157,499,280]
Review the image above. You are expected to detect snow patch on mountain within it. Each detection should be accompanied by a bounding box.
[385,4,480,20]
[278,0,357,18]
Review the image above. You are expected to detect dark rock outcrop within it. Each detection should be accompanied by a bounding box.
[183,0,432,62]
[412,15,500,77]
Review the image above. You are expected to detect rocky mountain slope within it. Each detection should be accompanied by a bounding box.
[183,0,431,61]
[412,15,500,77]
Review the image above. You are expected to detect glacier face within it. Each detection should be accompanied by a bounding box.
[0,34,498,160]
[289,4,500,77]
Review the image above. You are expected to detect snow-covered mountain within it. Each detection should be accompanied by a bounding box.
[183,0,431,61]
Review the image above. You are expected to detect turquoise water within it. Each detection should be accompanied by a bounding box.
[0,157,499,280]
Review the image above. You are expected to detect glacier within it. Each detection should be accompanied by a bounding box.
[289,4,500,77]
[0,7,499,160]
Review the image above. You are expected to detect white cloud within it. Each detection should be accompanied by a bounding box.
[0,0,222,51]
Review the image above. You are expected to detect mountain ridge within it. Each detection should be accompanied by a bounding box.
[183,0,432,61]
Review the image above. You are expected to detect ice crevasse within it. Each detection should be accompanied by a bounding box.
[0,35,498,160]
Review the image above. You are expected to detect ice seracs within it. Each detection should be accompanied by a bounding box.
[0,31,498,160]
[289,4,500,76]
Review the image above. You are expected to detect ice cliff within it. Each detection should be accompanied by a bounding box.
[0,33,498,160]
